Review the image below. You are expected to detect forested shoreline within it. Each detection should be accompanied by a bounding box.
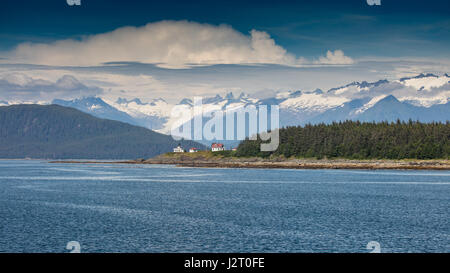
[235,120,450,160]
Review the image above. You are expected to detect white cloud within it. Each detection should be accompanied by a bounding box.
[0,73,102,101]
[315,50,354,65]
[5,20,352,68]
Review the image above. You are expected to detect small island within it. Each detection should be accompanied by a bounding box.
[119,151,450,170]
[52,121,450,170]
[52,150,450,170]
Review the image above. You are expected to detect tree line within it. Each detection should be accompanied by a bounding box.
[235,120,450,159]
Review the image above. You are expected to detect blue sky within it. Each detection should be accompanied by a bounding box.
[0,0,449,102]
[1,0,449,57]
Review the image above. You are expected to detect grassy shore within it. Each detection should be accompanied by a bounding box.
[51,151,450,170]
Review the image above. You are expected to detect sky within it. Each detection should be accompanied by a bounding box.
[0,0,449,103]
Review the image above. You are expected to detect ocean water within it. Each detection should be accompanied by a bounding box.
[0,160,448,253]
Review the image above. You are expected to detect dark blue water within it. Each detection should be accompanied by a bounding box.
[0,160,448,253]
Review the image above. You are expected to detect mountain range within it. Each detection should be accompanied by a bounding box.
[1,73,449,138]
[0,104,205,159]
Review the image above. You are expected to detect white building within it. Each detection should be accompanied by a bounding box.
[211,143,225,152]
[173,145,185,153]
[189,148,198,153]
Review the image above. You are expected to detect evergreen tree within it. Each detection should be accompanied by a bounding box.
[236,120,450,159]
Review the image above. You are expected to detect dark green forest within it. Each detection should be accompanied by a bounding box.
[0,104,204,159]
[236,120,450,159]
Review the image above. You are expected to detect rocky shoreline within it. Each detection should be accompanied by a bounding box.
[50,153,450,170]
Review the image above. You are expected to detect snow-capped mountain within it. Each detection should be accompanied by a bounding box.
[105,97,169,130]
[3,73,449,138]
[52,97,140,127]
[309,95,449,124]
[107,92,259,134]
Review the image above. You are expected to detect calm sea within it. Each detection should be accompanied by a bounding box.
[0,160,448,253]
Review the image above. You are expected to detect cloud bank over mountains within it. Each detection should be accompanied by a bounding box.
[0,20,448,104]
[0,73,102,102]
[3,21,352,68]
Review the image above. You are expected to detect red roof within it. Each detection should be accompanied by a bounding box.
[211,143,224,148]
[190,148,198,150]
